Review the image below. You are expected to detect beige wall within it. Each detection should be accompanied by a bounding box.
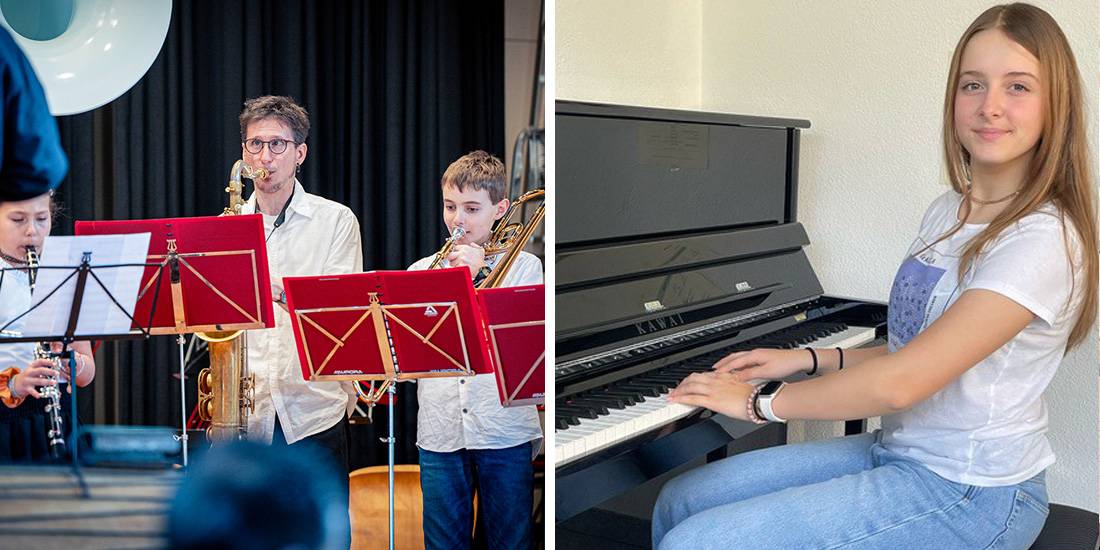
[556,0,701,108]
[555,0,1099,511]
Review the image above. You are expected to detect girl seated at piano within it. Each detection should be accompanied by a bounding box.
[653,4,1096,549]
[0,192,97,462]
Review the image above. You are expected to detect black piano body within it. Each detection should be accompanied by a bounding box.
[555,101,888,529]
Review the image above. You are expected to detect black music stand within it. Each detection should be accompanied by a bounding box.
[0,241,156,496]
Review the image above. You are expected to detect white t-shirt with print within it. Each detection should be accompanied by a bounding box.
[881,191,1084,486]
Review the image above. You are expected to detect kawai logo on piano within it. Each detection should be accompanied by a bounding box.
[635,313,685,335]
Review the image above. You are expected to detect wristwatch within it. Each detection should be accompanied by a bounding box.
[755,381,788,423]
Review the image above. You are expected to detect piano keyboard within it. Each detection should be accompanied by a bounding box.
[555,321,877,467]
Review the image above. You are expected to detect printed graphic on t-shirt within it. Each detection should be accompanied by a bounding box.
[888,256,946,349]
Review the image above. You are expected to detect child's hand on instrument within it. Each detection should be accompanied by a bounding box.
[447,243,487,278]
[712,348,814,381]
[12,360,59,399]
[667,371,755,421]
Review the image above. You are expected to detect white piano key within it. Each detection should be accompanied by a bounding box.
[555,325,879,467]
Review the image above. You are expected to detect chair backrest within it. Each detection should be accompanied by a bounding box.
[349,465,425,550]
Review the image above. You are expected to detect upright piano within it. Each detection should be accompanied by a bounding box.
[554,101,888,525]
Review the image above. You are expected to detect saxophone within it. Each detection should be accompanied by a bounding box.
[26,247,66,458]
[194,161,266,443]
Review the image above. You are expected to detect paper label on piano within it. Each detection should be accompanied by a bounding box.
[638,122,709,170]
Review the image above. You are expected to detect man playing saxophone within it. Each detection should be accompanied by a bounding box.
[233,96,361,496]
[408,151,542,550]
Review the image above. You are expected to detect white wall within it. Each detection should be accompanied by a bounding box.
[556,0,701,109]
[556,0,1099,512]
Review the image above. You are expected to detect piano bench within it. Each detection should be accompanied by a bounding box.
[1028,503,1098,550]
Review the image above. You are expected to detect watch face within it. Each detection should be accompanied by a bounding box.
[760,380,784,395]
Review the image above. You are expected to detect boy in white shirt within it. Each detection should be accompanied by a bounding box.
[407,151,542,550]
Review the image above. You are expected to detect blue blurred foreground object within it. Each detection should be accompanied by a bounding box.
[167,440,349,550]
[0,28,67,202]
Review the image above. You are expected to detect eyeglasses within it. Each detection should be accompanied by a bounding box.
[243,138,299,155]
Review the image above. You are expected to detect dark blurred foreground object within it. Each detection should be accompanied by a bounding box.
[0,27,67,201]
[167,440,349,550]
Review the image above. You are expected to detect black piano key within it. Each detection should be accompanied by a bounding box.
[620,379,668,394]
[575,395,628,409]
[645,373,687,385]
[569,401,611,416]
[613,383,661,398]
[556,418,571,430]
[598,390,645,405]
[558,405,601,420]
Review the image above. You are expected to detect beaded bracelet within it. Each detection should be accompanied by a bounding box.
[745,383,767,425]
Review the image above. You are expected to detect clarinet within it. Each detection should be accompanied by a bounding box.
[34,343,66,459]
[26,247,66,459]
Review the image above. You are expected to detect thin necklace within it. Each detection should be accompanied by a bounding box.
[0,248,26,266]
[967,187,1020,206]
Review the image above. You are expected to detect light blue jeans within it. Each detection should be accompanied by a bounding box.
[652,431,1048,549]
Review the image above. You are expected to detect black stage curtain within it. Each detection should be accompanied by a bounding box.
[52,0,504,469]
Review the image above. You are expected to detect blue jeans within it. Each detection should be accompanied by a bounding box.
[419,442,533,550]
[653,432,1048,549]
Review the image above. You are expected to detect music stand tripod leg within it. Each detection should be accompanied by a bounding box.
[177,335,188,467]
[387,382,396,550]
[63,343,88,498]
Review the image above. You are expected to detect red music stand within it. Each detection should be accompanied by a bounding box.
[75,215,275,466]
[284,267,490,382]
[477,284,545,407]
[283,266,486,550]
[75,215,275,334]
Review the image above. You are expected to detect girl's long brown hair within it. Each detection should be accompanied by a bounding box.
[937,3,1097,349]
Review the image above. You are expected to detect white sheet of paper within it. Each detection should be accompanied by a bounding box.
[21,233,152,338]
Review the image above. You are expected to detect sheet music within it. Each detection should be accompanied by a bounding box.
[21,234,151,338]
